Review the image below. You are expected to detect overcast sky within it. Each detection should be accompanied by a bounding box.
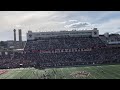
[0,11,120,41]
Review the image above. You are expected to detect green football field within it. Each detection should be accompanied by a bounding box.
[1,64,120,79]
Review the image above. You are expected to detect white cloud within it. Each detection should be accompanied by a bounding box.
[69,20,78,22]
[0,11,120,41]
[65,22,92,29]
[97,18,120,34]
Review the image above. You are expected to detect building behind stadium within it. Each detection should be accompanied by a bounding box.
[26,28,120,45]
[1,28,120,68]
[27,28,99,41]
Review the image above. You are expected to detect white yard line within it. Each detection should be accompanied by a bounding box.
[86,67,96,79]
[109,65,120,76]
[99,67,118,79]
[106,67,120,79]
[55,74,56,79]
[53,69,56,79]
[67,68,75,79]
[92,66,106,79]
[60,68,66,79]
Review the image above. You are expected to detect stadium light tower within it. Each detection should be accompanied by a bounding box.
[18,29,22,48]
[13,29,16,42]
[13,29,16,49]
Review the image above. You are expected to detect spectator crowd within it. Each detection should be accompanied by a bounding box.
[0,37,120,69]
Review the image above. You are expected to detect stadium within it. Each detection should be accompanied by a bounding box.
[1,28,120,79]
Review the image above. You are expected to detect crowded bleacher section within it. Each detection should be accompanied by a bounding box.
[0,28,120,69]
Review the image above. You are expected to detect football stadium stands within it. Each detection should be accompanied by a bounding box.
[0,29,120,69]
